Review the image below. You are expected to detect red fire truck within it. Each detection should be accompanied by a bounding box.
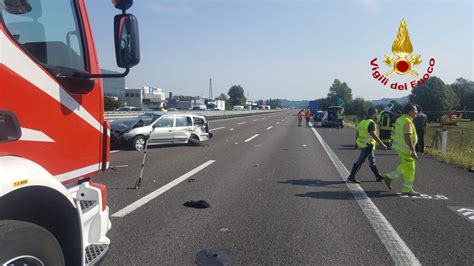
[0,0,139,264]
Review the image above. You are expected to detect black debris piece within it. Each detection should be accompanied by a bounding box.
[183,200,210,209]
[195,249,232,266]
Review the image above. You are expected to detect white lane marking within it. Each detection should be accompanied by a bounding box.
[112,160,215,218]
[238,122,247,125]
[252,119,258,122]
[230,128,234,131]
[110,150,120,153]
[302,144,307,147]
[266,126,273,130]
[19,128,54,142]
[310,127,420,265]
[210,126,225,132]
[244,134,260,143]
[397,193,449,200]
[276,122,280,125]
[234,142,239,145]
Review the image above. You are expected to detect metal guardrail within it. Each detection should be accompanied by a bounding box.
[104,110,281,121]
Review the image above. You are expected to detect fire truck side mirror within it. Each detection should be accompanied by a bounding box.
[112,0,133,11]
[114,14,140,69]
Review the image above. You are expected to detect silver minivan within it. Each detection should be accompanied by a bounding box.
[110,112,213,151]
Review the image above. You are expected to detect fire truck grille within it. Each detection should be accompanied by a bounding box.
[80,200,97,213]
[85,244,107,264]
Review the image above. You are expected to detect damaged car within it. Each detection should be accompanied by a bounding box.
[110,112,213,151]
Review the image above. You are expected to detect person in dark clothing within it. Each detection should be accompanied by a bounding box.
[377,104,395,147]
[414,105,427,153]
[347,107,388,183]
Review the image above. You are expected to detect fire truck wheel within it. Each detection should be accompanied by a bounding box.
[0,220,65,266]
[132,135,146,151]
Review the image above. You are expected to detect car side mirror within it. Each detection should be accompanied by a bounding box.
[114,14,140,68]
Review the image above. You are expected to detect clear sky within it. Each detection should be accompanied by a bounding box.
[85,0,473,101]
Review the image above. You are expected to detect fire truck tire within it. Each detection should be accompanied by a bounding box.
[0,220,65,266]
[132,135,146,151]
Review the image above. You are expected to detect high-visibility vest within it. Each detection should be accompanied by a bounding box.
[391,114,418,154]
[356,119,376,150]
[378,111,393,131]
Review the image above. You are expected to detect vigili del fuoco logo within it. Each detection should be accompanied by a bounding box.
[370,19,436,91]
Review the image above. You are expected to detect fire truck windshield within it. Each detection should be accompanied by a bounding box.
[1,0,87,71]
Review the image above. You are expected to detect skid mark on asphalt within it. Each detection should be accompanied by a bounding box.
[311,127,421,265]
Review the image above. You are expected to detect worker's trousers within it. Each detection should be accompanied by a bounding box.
[386,151,416,192]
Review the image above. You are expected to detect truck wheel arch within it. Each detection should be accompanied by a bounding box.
[0,186,82,266]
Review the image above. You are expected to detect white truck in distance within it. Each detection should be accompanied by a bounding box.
[207,100,226,111]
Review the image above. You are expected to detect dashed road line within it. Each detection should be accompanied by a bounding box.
[310,127,420,265]
[210,126,225,132]
[110,150,120,153]
[244,134,260,143]
[266,126,273,130]
[238,122,247,125]
[230,128,234,131]
[276,122,280,125]
[112,160,216,218]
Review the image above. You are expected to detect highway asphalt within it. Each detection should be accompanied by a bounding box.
[93,110,474,265]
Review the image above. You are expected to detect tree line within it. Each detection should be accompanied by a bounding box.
[315,77,474,121]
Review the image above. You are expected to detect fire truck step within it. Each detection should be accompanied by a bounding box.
[85,244,108,265]
[80,200,98,214]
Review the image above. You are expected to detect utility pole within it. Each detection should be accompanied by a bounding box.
[209,78,213,100]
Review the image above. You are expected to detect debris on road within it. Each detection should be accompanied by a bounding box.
[183,200,210,209]
[196,249,232,266]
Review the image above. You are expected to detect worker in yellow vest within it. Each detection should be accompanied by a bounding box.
[347,107,388,183]
[336,109,344,129]
[383,104,421,196]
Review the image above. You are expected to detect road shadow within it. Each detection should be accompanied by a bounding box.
[295,190,398,200]
[279,179,347,187]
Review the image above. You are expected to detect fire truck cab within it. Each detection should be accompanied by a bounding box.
[0,0,139,265]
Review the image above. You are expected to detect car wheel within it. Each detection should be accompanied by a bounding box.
[0,220,65,266]
[188,135,200,146]
[132,135,146,151]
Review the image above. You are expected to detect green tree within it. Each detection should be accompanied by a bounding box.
[327,79,353,107]
[347,98,373,119]
[410,76,458,120]
[216,93,228,101]
[451,78,474,110]
[228,85,246,107]
[104,96,121,111]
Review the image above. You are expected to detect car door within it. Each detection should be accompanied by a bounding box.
[150,115,174,144]
[173,116,193,143]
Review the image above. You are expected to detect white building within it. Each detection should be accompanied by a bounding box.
[124,86,166,110]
